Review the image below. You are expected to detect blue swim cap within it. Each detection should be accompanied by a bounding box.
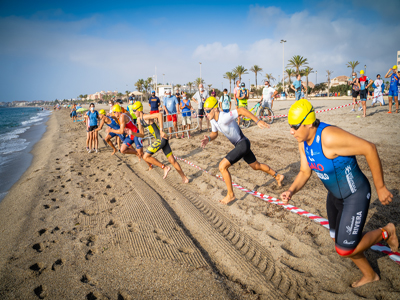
[151,90,155,93]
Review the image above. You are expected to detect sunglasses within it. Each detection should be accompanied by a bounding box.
[290,108,314,130]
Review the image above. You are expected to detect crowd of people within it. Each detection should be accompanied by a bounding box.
[70,65,399,289]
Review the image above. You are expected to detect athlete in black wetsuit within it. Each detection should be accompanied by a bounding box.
[281,99,398,288]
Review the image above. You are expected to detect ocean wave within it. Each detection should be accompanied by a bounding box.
[0,138,29,155]
[21,117,44,126]
[0,126,30,142]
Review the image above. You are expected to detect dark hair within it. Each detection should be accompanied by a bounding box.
[312,119,320,128]
[377,74,381,77]
[90,103,95,107]
[223,88,228,92]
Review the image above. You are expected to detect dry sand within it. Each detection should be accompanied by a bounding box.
[0,99,399,299]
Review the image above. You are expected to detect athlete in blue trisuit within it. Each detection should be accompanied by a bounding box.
[384,65,399,113]
[281,99,398,288]
[95,109,124,155]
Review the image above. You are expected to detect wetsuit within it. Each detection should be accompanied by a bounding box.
[211,110,256,165]
[121,113,143,149]
[304,122,371,255]
[105,116,125,141]
[358,76,370,101]
[140,117,172,158]
[388,73,399,97]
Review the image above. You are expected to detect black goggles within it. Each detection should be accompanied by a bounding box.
[290,108,314,130]
[205,102,218,114]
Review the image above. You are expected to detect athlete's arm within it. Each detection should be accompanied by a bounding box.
[95,118,105,131]
[281,143,312,204]
[384,69,392,78]
[201,131,218,148]
[236,107,270,129]
[321,126,392,205]
[108,115,126,135]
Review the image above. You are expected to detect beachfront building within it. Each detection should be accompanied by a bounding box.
[397,50,400,69]
[330,76,349,87]
[155,85,173,97]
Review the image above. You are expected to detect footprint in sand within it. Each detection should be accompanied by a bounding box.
[38,229,47,236]
[43,204,51,209]
[34,285,48,299]
[177,247,194,254]
[110,198,116,204]
[51,258,64,271]
[85,249,97,260]
[55,168,61,170]
[29,262,46,275]
[32,243,45,253]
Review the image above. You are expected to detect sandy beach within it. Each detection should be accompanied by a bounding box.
[0,99,399,300]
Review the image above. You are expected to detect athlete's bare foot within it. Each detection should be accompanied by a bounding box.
[219,194,236,205]
[385,223,399,252]
[181,176,189,184]
[351,272,379,288]
[147,164,153,171]
[163,166,171,179]
[275,174,284,187]
[111,148,117,155]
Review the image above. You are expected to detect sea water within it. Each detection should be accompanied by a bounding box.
[0,107,51,201]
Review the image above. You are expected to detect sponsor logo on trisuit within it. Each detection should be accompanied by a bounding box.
[345,165,357,193]
[352,211,362,235]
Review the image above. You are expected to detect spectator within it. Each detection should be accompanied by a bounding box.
[233,80,241,108]
[180,92,192,138]
[163,90,180,138]
[219,88,231,113]
[291,74,305,100]
[236,82,249,125]
[148,90,161,124]
[126,96,138,124]
[371,74,385,107]
[260,80,278,117]
[192,84,209,132]
[348,72,362,112]
[175,88,181,106]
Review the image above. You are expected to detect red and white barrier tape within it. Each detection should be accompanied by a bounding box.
[174,155,400,265]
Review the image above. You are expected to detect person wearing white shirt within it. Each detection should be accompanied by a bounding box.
[371,74,385,107]
[259,80,278,117]
[192,84,210,132]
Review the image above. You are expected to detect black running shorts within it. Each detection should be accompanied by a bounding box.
[225,138,257,166]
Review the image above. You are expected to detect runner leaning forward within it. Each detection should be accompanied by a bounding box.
[281,99,398,288]
[106,104,147,164]
[125,101,189,183]
[95,109,123,155]
[200,97,284,205]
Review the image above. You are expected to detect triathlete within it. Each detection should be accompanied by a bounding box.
[348,72,362,112]
[200,97,284,205]
[358,70,370,117]
[384,65,399,113]
[127,101,189,183]
[236,82,249,126]
[106,104,146,163]
[84,103,99,153]
[95,109,123,155]
[281,99,398,288]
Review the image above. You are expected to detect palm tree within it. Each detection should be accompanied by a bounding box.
[285,69,295,86]
[346,61,360,76]
[145,77,153,93]
[135,79,144,92]
[125,90,130,100]
[78,94,84,101]
[232,65,248,82]
[287,55,308,74]
[249,65,263,89]
[223,72,235,95]
[326,70,334,97]
[303,67,313,99]
[175,84,181,92]
[194,77,204,86]
[264,73,276,82]
[207,84,212,91]
[187,82,193,93]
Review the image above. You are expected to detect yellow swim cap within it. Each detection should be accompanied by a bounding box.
[99,109,106,115]
[288,99,316,125]
[112,104,122,112]
[132,101,143,112]
[360,70,364,75]
[393,65,398,70]
[204,96,218,109]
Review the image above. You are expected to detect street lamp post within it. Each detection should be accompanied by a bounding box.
[316,70,318,85]
[364,65,367,74]
[162,74,165,85]
[280,39,287,94]
[199,62,202,82]
[249,79,250,91]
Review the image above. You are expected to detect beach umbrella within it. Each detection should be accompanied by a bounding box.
[76,108,88,113]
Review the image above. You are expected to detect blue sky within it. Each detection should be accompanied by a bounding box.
[1,0,399,101]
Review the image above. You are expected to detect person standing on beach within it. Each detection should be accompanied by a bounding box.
[281,99,398,288]
[163,90,180,139]
[260,80,278,117]
[384,65,399,114]
[175,88,181,106]
[200,97,284,205]
[127,96,138,125]
[358,70,370,117]
[236,82,249,126]
[71,104,77,122]
[192,84,209,132]
[291,74,305,101]
[180,92,192,138]
[149,91,161,114]
[84,103,100,153]
[233,80,241,108]
[371,74,385,107]
[349,72,362,112]
[127,101,189,182]
[219,89,231,113]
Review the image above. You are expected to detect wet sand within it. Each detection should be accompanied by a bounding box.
[0,99,399,299]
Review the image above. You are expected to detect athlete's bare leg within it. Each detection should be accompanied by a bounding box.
[143,153,166,174]
[219,158,236,204]
[340,223,398,288]
[395,96,399,113]
[86,131,90,149]
[120,144,138,155]
[249,161,284,186]
[105,135,117,155]
[167,155,188,183]
[361,101,367,117]
[94,131,98,150]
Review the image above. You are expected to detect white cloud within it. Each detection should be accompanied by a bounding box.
[192,42,241,62]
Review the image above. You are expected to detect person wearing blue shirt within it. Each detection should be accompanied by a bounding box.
[84,103,100,153]
[149,91,161,114]
[291,74,305,100]
[180,92,192,138]
[163,90,180,138]
[219,89,232,113]
[384,65,399,113]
